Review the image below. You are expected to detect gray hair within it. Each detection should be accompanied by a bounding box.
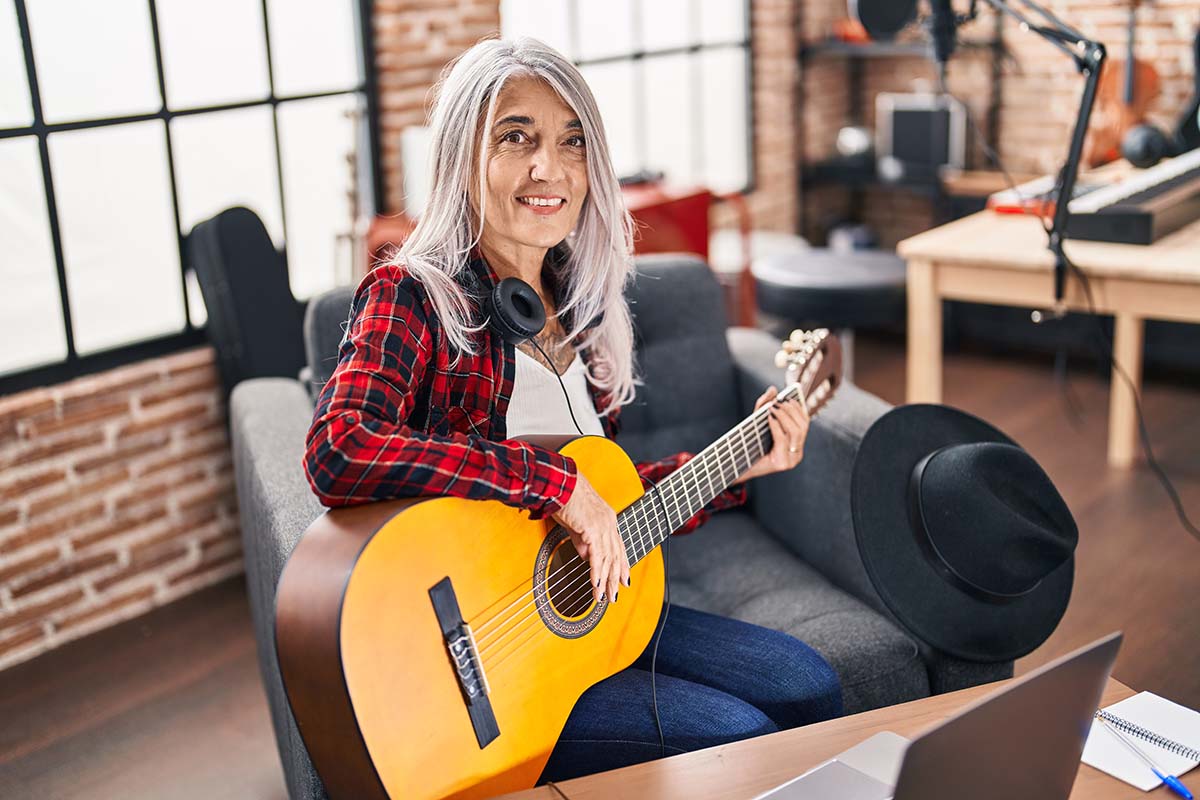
[391,35,638,417]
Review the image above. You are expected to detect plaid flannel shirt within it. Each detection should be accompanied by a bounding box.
[303,248,747,535]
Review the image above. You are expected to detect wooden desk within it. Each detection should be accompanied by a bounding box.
[498,678,1167,799]
[896,212,1200,467]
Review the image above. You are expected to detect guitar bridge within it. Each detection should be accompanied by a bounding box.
[429,577,500,748]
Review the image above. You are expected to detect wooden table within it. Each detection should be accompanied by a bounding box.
[896,211,1200,467]
[497,678,1171,799]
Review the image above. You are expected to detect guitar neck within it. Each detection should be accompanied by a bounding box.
[615,382,804,567]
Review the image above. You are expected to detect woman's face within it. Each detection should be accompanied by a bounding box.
[473,75,589,256]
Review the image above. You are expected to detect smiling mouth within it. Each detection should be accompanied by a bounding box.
[516,196,566,208]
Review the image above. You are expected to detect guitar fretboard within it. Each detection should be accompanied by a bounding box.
[614,383,803,566]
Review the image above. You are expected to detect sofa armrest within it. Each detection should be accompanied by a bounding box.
[229,377,329,800]
[726,327,1015,686]
[727,326,891,606]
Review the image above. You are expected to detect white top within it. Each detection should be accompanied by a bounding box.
[506,347,605,438]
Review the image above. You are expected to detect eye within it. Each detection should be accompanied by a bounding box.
[501,130,529,144]
[565,134,586,148]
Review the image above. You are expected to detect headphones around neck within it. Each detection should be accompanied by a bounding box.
[487,276,547,345]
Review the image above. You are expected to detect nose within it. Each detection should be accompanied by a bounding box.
[529,138,565,184]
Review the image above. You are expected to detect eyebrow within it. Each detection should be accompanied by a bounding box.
[494,115,582,130]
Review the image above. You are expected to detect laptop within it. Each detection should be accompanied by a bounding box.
[753,632,1123,800]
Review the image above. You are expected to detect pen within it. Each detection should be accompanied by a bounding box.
[1097,715,1194,799]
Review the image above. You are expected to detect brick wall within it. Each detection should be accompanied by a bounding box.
[0,347,239,669]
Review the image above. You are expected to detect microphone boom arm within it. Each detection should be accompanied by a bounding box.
[961,0,1106,312]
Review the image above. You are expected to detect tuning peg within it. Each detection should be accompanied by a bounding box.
[789,329,805,346]
[774,350,789,369]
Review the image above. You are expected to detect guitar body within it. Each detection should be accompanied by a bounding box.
[276,434,664,800]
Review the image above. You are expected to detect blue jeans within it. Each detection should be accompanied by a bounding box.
[538,604,844,783]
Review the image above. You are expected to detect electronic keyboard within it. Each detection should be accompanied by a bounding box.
[1066,147,1200,245]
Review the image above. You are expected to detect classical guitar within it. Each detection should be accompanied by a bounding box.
[1083,0,1160,167]
[276,329,843,800]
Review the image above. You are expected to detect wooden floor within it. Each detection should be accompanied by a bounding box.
[0,334,1196,800]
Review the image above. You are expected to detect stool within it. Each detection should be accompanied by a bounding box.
[751,248,907,382]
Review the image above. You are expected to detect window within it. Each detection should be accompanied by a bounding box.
[1,0,380,394]
[500,0,753,194]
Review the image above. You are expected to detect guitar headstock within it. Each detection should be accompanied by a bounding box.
[774,329,843,418]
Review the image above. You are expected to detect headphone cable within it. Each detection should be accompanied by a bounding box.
[528,334,674,758]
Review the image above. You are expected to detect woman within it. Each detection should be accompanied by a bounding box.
[303,35,842,784]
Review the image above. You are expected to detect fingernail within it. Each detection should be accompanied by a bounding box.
[614,591,618,603]
[599,592,606,602]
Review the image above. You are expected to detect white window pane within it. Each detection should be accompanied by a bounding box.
[50,121,185,354]
[27,0,161,124]
[579,62,638,180]
[172,106,282,328]
[499,0,573,59]
[700,0,747,45]
[641,0,692,53]
[171,106,282,247]
[0,1,32,128]
[278,94,363,300]
[700,48,749,193]
[157,0,270,109]
[0,137,66,374]
[643,54,697,185]
[576,0,634,62]
[266,0,359,97]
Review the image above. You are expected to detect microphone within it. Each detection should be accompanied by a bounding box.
[928,0,959,69]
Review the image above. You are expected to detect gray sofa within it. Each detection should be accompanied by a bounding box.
[230,254,1012,799]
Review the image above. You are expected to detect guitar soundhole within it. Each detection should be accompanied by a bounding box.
[533,527,606,639]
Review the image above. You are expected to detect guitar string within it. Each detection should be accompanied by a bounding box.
[478,426,763,671]
[480,373,823,674]
[470,401,774,655]
[466,361,820,643]
[477,414,775,671]
[467,390,788,649]
[455,364,825,697]
[472,382,816,667]
[482,427,772,682]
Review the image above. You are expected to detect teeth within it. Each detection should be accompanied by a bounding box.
[518,197,564,207]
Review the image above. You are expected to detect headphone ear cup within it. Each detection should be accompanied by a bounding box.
[490,277,546,344]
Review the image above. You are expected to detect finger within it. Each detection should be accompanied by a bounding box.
[753,385,777,411]
[607,542,621,603]
[592,549,608,603]
[779,397,807,436]
[768,411,786,463]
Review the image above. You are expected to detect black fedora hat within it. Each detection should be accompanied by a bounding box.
[851,404,1077,662]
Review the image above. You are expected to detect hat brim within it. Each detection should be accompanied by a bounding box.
[851,404,1073,662]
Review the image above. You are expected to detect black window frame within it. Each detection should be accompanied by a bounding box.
[1,0,383,397]
[560,0,756,195]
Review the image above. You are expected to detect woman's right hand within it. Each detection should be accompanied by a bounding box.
[551,473,630,606]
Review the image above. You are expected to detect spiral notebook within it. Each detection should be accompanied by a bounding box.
[1082,691,1200,791]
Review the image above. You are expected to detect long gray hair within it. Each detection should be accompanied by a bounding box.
[391,35,638,416]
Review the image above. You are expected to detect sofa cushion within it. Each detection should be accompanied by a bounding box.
[665,510,930,715]
[303,284,354,403]
[616,255,742,463]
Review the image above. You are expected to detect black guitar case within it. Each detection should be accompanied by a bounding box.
[186,206,306,398]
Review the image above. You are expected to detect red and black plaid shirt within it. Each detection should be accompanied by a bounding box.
[303,248,747,535]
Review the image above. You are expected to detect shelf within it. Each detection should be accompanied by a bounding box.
[799,37,1001,61]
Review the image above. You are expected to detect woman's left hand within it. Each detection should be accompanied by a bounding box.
[732,386,810,485]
